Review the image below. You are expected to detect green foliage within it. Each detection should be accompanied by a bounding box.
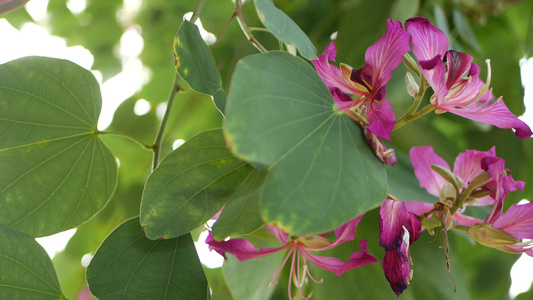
[86,218,208,299]
[0,56,117,237]
[225,51,388,234]
[0,225,66,299]
[175,21,226,113]
[254,0,317,60]
[140,129,258,240]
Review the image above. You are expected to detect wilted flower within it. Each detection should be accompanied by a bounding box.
[379,198,422,296]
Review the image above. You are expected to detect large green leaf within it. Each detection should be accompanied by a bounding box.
[211,167,267,240]
[140,129,258,240]
[0,56,117,237]
[174,20,226,113]
[0,225,66,299]
[254,0,317,60]
[224,52,388,235]
[86,218,209,300]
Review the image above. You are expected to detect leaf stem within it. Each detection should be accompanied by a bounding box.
[0,0,29,15]
[394,103,436,130]
[189,0,205,24]
[234,0,267,52]
[152,72,180,171]
[96,131,153,151]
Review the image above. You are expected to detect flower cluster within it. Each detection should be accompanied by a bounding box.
[207,16,532,298]
[313,17,531,166]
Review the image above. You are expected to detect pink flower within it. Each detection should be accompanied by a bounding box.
[410,145,495,205]
[312,19,410,141]
[206,216,376,300]
[379,199,422,296]
[409,146,524,226]
[405,17,532,139]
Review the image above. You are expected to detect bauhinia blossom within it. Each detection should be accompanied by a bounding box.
[379,198,422,296]
[312,19,411,141]
[409,145,524,226]
[405,17,532,139]
[206,216,376,300]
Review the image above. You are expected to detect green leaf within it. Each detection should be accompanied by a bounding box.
[0,225,66,299]
[86,218,209,300]
[452,9,481,53]
[174,21,226,113]
[254,0,317,60]
[390,0,419,22]
[221,228,286,300]
[224,52,388,235]
[0,56,117,237]
[211,168,267,240]
[140,129,257,240]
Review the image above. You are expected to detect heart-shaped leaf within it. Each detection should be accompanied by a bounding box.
[174,20,226,113]
[254,0,317,60]
[0,224,66,299]
[224,52,388,234]
[86,218,209,299]
[0,56,117,237]
[140,129,260,240]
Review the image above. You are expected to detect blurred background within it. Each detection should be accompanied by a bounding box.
[1,0,533,299]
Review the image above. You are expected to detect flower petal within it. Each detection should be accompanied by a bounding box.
[267,225,290,244]
[331,87,357,111]
[492,201,533,239]
[206,231,287,262]
[379,199,421,249]
[312,41,363,96]
[364,19,411,92]
[382,250,410,296]
[366,99,396,141]
[301,240,376,277]
[409,146,450,196]
[405,17,449,103]
[446,96,533,139]
[444,50,474,90]
[453,147,495,186]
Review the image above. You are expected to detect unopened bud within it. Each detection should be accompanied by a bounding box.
[468,223,518,253]
[405,72,419,98]
[431,164,464,192]
[439,183,457,205]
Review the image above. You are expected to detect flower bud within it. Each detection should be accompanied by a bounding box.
[405,72,419,98]
[439,183,456,205]
[467,223,519,253]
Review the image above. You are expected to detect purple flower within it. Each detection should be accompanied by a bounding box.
[405,17,532,139]
[206,216,376,300]
[312,19,411,141]
[379,199,422,296]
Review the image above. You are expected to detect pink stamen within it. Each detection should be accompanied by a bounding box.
[288,245,297,300]
[302,252,323,284]
[271,246,295,286]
